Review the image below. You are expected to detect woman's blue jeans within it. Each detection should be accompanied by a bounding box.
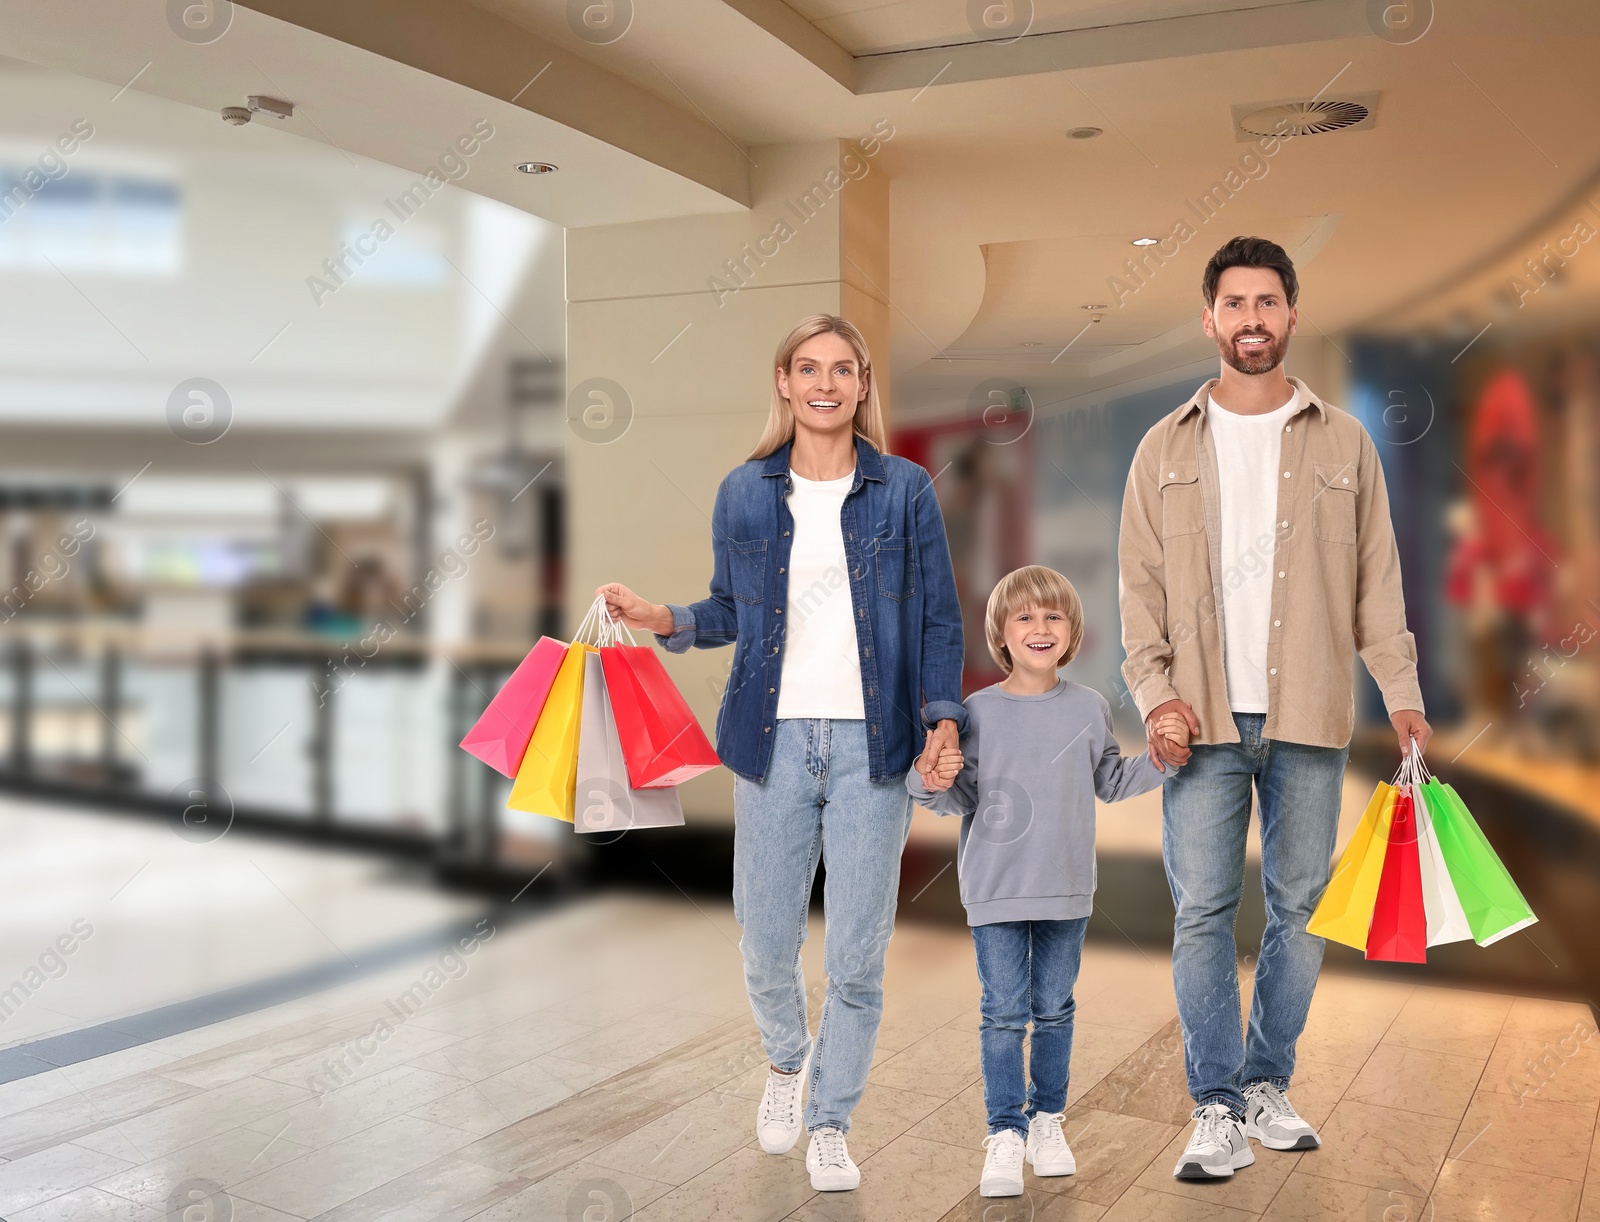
[732,718,914,1133]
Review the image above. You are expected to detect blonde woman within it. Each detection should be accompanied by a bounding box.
[598,315,965,1192]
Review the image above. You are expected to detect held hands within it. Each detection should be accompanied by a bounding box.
[1146,698,1199,771]
[918,729,963,792]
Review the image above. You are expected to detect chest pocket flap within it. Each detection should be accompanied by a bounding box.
[1312,461,1358,544]
[1157,460,1203,537]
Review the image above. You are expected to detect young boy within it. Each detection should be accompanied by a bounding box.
[907,565,1189,1198]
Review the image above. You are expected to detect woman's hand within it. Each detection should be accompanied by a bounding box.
[923,745,963,792]
[595,583,674,636]
[916,720,960,787]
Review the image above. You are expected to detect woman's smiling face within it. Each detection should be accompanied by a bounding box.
[777,333,868,437]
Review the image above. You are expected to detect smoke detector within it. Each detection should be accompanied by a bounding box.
[219,95,295,127]
[1231,92,1378,142]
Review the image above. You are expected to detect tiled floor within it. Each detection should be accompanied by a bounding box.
[0,884,1594,1220]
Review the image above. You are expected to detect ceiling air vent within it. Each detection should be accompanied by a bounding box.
[1231,93,1379,142]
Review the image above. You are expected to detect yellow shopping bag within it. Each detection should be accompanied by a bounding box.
[506,643,594,822]
[1307,783,1398,951]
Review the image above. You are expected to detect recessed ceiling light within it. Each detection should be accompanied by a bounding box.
[1081,304,1107,311]
[1020,341,1043,347]
[1066,127,1103,140]
[516,162,558,174]
[1131,236,1159,246]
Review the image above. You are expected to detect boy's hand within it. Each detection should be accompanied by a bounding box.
[926,746,963,792]
[1153,711,1190,750]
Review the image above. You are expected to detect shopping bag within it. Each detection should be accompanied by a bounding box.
[574,651,684,834]
[1366,787,1428,962]
[459,636,567,777]
[601,645,720,789]
[1420,778,1537,946]
[1414,787,1474,947]
[1308,782,1397,951]
[505,642,593,823]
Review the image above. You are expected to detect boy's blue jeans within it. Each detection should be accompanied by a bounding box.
[1162,711,1349,1117]
[971,917,1090,1136]
[732,718,913,1133]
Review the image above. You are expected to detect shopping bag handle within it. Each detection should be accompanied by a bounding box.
[574,594,639,648]
[1389,734,1432,788]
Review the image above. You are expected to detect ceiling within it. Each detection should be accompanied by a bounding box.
[6,0,1599,415]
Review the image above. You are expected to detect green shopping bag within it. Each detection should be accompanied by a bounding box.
[1418,778,1536,947]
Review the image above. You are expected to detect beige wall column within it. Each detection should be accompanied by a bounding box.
[565,139,890,824]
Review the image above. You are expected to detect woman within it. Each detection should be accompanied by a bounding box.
[597,314,966,1192]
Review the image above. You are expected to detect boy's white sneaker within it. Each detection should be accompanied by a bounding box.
[755,1059,807,1154]
[979,1129,1026,1197]
[807,1126,860,1191]
[1026,1110,1076,1176]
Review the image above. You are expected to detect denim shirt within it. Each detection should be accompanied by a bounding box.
[655,434,967,783]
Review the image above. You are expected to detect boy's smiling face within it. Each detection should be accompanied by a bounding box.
[1005,601,1072,676]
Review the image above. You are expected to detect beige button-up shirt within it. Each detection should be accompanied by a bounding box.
[1118,375,1424,749]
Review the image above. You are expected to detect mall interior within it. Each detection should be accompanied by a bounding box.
[0,0,1597,1218]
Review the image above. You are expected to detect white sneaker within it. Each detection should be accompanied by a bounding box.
[979,1129,1026,1197]
[1243,1080,1321,1151]
[807,1125,860,1191]
[755,1060,807,1154]
[1173,1102,1254,1179]
[1025,1111,1076,1176]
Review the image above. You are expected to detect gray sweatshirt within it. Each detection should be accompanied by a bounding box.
[904,678,1174,925]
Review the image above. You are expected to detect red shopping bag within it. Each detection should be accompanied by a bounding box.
[1366,786,1428,962]
[600,644,720,788]
[459,636,567,777]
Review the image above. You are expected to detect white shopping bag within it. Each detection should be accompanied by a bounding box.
[574,651,685,835]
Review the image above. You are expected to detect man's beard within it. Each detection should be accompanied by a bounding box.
[1218,328,1288,375]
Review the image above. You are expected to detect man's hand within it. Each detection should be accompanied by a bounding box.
[1392,709,1432,757]
[1146,698,1199,771]
[917,719,959,786]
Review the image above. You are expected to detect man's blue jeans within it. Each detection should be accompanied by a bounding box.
[1162,712,1349,1117]
[732,718,913,1133]
[971,918,1089,1136]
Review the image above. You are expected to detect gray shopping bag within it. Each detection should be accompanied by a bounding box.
[574,651,685,834]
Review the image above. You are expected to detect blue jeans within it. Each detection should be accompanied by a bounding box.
[732,718,914,1133]
[972,918,1089,1136]
[1162,712,1349,1117]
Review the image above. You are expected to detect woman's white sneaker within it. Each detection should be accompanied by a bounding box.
[807,1126,860,1191]
[1173,1102,1255,1179]
[980,1129,1026,1197]
[1243,1081,1321,1150]
[1025,1111,1076,1176]
[755,1061,806,1154]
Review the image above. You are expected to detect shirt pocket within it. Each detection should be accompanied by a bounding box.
[874,537,916,601]
[1312,461,1358,545]
[1158,461,1205,537]
[728,538,767,604]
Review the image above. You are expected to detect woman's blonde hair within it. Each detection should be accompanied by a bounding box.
[984,566,1085,674]
[747,315,889,461]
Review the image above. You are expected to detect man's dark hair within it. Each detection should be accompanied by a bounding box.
[1202,236,1299,308]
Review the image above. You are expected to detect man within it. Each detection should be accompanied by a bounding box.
[1118,236,1430,1180]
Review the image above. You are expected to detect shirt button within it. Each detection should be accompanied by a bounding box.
[1269,667,1278,675]
[1278,571,1286,578]
[764,726,771,733]
[783,530,790,536]
[778,567,785,574]
[776,608,783,614]
[1281,519,1288,528]
[772,646,779,654]
[1283,471,1291,478]
[1342,477,1349,484]
[768,687,775,693]
[1285,424,1291,432]
[1168,470,1175,478]
[1273,619,1281,627]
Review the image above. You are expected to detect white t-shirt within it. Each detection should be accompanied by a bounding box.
[775,468,866,720]
[1206,389,1297,713]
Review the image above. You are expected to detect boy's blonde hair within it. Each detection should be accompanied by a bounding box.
[984,565,1085,674]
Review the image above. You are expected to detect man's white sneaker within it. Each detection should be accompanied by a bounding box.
[1025,1111,1076,1176]
[755,1060,806,1154]
[1243,1081,1321,1150]
[807,1126,860,1191]
[1173,1102,1254,1179]
[979,1129,1026,1197]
